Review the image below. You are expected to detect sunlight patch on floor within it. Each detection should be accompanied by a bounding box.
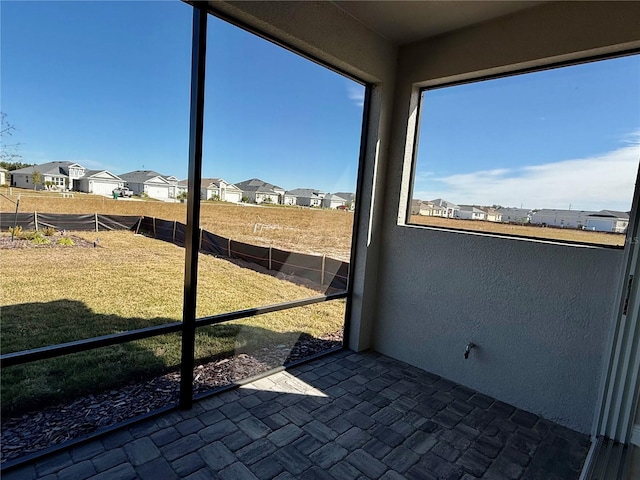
[241,371,327,397]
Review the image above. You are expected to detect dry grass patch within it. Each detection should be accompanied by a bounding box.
[1,230,344,414]
[409,215,624,247]
[0,189,354,260]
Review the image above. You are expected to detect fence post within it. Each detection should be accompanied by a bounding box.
[228,237,231,257]
[173,220,177,243]
[269,246,272,270]
[153,217,157,238]
[321,254,326,285]
[135,217,142,235]
[95,213,99,232]
[199,228,203,250]
[34,211,39,231]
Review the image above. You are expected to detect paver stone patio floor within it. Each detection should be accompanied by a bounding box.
[4,350,590,479]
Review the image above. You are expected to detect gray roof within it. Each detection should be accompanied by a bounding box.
[82,170,123,180]
[591,210,629,220]
[119,170,170,184]
[11,161,82,176]
[235,178,283,193]
[458,205,485,213]
[324,194,346,202]
[287,188,323,198]
[431,198,459,208]
[533,209,595,217]
[202,177,223,188]
[496,207,532,218]
[201,178,241,191]
[334,192,355,202]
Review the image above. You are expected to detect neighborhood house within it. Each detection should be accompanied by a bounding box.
[531,209,629,233]
[286,188,324,207]
[235,178,285,204]
[199,178,243,202]
[10,161,87,191]
[410,200,628,234]
[119,170,175,200]
[75,170,124,196]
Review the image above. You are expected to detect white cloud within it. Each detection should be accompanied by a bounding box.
[414,142,639,211]
[347,85,365,108]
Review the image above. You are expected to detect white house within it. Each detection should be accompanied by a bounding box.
[424,201,445,217]
[163,175,179,199]
[586,210,629,233]
[497,207,532,223]
[287,188,324,207]
[411,199,445,216]
[76,170,124,196]
[283,193,297,206]
[531,209,593,229]
[430,198,459,218]
[335,192,355,210]
[176,179,188,198]
[10,161,86,190]
[0,167,7,185]
[235,178,284,204]
[201,177,242,203]
[120,170,173,200]
[456,205,486,220]
[322,193,347,209]
[479,207,503,222]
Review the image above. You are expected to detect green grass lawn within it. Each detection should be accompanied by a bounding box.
[1,231,345,415]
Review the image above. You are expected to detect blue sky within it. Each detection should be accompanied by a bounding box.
[415,54,640,211]
[1,1,365,194]
[3,2,638,209]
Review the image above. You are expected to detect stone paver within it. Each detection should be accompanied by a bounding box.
[1,351,589,480]
[123,437,160,466]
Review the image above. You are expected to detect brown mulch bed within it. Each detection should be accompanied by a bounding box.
[0,234,96,249]
[0,331,342,464]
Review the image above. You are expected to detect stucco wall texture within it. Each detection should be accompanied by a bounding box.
[370,1,639,434]
[372,226,624,433]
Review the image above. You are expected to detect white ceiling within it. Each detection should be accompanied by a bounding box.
[332,1,547,45]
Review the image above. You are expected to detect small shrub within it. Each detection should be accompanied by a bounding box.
[20,230,40,240]
[7,226,22,236]
[31,234,50,245]
[57,237,74,246]
[42,227,56,236]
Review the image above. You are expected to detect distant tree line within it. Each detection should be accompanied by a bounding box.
[1,113,24,166]
[0,160,33,171]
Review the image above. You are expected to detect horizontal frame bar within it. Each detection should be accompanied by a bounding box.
[195,291,348,328]
[1,292,347,368]
[0,322,183,368]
